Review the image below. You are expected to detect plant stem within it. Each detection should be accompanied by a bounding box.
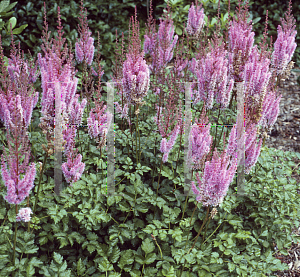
[180,207,210,276]
[155,156,163,198]
[13,204,18,267]
[33,151,49,215]
[181,169,194,220]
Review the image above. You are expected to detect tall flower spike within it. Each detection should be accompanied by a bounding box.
[187,109,213,170]
[272,20,297,76]
[75,0,95,66]
[244,123,263,175]
[160,123,180,163]
[0,44,37,205]
[61,152,85,185]
[122,54,150,106]
[145,4,178,74]
[194,39,234,109]
[186,1,205,38]
[227,2,256,82]
[243,46,272,126]
[191,147,237,207]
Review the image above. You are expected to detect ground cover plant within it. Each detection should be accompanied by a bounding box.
[0,0,300,276]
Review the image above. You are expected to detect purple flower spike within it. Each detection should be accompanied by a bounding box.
[61,153,85,185]
[75,33,95,66]
[187,109,213,170]
[194,44,234,109]
[186,2,205,38]
[1,158,36,205]
[161,123,180,163]
[191,148,237,207]
[122,54,150,106]
[270,3,297,77]
[244,123,263,175]
[160,138,167,154]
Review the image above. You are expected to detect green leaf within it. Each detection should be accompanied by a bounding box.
[98,257,113,272]
[141,238,155,254]
[110,245,120,263]
[252,17,261,24]
[135,254,145,265]
[211,17,217,27]
[12,24,28,35]
[175,26,182,36]
[118,250,134,269]
[145,252,156,264]
[6,16,16,31]
[0,1,9,13]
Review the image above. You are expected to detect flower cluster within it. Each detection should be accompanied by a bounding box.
[193,37,234,110]
[227,14,255,82]
[270,4,297,77]
[87,101,113,149]
[144,4,178,74]
[188,0,297,208]
[191,147,237,207]
[16,207,33,222]
[160,123,180,163]
[187,110,213,171]
[122,54,150,106]
[0,44,38,205]
[186,2,205,38]
[38,4,87,185]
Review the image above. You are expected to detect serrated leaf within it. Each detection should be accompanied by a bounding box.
[76,258,86,275]
[145,252,156,264]
[98,257,113,272]
[53,252,63,264]
[118,250,134,269]
[141,238,155,254]
[110,246,120,263]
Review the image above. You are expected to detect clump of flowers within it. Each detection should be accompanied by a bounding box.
[16,207,33,222]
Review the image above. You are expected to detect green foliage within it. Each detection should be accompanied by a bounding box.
[0,1,299,276]
[0,0,28,67]
[2,0,166,83]
[249,0,300,68]
[158,0,300,68]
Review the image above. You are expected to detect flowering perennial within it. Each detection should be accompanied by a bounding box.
[0,41,38,205]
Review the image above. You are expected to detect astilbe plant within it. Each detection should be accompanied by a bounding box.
[38,3,87,186]
[176,2,297,268]
[0,35,38,206]
[122,7,150,112]
[0,0,298,275]
[193,35,234,110]
[144,3,178,79]
[0,30,39,265]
